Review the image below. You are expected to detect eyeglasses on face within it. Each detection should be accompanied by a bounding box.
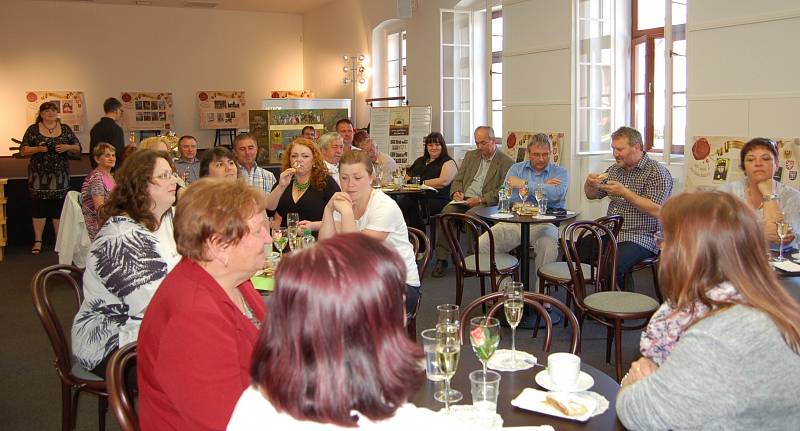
[152,171,179,181]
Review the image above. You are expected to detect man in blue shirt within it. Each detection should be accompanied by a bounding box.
[478,133,569,288]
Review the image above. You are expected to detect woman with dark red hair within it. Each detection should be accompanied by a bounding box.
[227,233,464,429]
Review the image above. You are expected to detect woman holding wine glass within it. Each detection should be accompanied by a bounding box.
[719,138,800,256]
[228,233,467,429]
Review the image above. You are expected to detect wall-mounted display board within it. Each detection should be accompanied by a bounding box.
[248,108,349,165]
[197,91,247,129]
[369,106,431,167]
[502,131,564,165]
[120,92,174,131]
[686,136,800,191]
[25,91,86,132]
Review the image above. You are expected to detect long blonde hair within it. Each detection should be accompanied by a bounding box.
[659,191,800,353]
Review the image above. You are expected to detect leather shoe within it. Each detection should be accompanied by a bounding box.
[431,260,448,278]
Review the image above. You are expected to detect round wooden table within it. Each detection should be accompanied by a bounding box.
[410,346,624,430]
[473,206,578,291]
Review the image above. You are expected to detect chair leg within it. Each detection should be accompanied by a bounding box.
[455,274,464,306]
[479,275,487,297]
[61,383,72,431]
[614,320,624,382]
[605,326,613,364]
[98,395,107,431]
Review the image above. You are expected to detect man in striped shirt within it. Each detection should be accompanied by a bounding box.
[234,132,276,194]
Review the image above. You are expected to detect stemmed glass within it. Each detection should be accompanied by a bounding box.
[775,220,791,262]
[504,180,514,200]
[534,183,545,211]
[433,329,460,414]
[503,281,526,369]
[272,228,288,258]
[470,316,500,374]
[434,304,462,403]
[518,181,529,208]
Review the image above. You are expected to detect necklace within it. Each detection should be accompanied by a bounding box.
[237,291,261,329]
[43,122,58,134]
[293,180,310,192]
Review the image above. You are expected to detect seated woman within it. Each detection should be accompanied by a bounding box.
[228,233,467,429]
[199,146,238,179]
[266,137,339,231]
[80,142,116,241]
[319,151,420,314]
[616,191,800,429]
[398,132,458,231]
[137,178,270,430]
[71,149,180,378]
[719,137,800,248]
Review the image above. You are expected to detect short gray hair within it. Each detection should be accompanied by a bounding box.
[317,132,342,151]
[611,126,644,152]
[527,133,552,151]
[475,126,495,139]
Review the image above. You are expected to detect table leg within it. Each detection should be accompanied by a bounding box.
[519,223,531,290]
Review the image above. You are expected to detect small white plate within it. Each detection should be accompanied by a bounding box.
[533,214,556,220]
[566,211,577,216]
[511,388,597,422]
[490,213,515,219]
[534,370,594,393]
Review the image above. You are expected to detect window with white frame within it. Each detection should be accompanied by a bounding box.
[386,30,407,107]
[440,10,472,145]
[491,8,503,137]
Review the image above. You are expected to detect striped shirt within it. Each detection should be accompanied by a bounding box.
[239,165,276,195]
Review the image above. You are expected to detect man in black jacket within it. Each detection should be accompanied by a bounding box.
[89,97,125,169]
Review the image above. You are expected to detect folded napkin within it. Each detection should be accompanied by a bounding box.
[487,350,537,372]
[511,388,605,422]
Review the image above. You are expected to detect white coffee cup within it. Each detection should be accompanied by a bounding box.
[547,352,581,389]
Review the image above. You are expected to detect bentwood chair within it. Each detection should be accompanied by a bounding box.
[561,220,659,381]
[406,227,431,341]
[31,264,108,431]
[458,292,581,354]
[439,213,519,306]
[107,342,139,431]
[623,256,662,302]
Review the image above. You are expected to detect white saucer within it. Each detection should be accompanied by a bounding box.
[489,213,515,219]
[535,370,594,392]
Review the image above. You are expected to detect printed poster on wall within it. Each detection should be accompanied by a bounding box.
[120,92,174,131]
[251,108,349,165]
[197,91,247,129]
[686,136,800,191]
[25,91,86,132]
[503,131,564,165]
[370,106,432,167]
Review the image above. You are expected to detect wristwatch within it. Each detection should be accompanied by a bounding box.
[763,194,779,202]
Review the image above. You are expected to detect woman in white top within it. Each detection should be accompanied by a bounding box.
[228,233,468,430]
[71,149,181,378]
[319,150,421,314]
[719,137,800,247]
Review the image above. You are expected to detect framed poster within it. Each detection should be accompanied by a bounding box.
[502,131,565,165]
[25,91,86,132]
[120,92,174,131]
[197,91,247,129]
[249,108,348,165]
[686,136,800,191]
[369,106,432,166]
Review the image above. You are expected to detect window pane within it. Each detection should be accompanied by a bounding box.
[457,79,471,111]
[492,111,503,137]
[388,87,399,97]
[672,40,686,92]
[457,112,471,144]
[672,106,686,149]
[441,12,454,44]
[579,0,607,20]
[387,60,399,87]
[442,111,455,143]
[634,95,646,134]
[492,16,503,35]
[671,0,686,26]
[442,45,454,77]
[387,32,399,61]
[634,42,646,92]
[492,36,503,53]
[492,101,503,111]
[638,0,665,30]
[492,73,502,100]
[654,37,665,149]
[442,79,454,111]
[579,108,612,150]
[401,31,407,58]
[673,92,686,107]
[454,12,470,45]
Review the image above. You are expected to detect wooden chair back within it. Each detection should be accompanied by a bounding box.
[107,342,139,431]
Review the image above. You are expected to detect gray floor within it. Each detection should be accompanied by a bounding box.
[0,242,665,431]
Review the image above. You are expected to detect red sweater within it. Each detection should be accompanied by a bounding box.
[137,258,266,431]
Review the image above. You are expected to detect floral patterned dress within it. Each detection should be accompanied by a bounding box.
[21,123,79,200]
[80,169,115,241]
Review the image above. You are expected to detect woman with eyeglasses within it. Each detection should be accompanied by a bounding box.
[719,137,800,248]
[20,101,82,254]
[71,150,181,379]
[398,132,458,230]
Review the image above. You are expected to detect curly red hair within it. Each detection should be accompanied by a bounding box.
[280,138,330,191]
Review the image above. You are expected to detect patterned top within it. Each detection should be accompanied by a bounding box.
[71,211,180,371]
[596,154,673,253]
[21,123,80,199]
[719,179,800,248]
[239,164,276,195]
[80,169,116,241]
[174,158,200,184]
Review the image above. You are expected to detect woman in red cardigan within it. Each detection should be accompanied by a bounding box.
[137,177,271,431]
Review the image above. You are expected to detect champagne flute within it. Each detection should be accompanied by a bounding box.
[434,304,462,403]
[470,316,500,375]
[518,181,529,207]
[434,329,460,413]
[272,228,288,258]
[504,181,513,200]
[775,220,790,262]
[534,183,544,206]
[503,281,525,369]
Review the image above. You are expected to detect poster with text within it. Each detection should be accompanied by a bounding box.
[25,91,86,132]
[120,92,174,131]
[686,136,800,191]
[255,108,348,165]
[370,106,431,167]
[503,131,564,165]
[198,91,247,129]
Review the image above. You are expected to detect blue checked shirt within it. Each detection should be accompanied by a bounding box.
[505,161,569,209]
[596,154,673,254]
[239,164,276,195]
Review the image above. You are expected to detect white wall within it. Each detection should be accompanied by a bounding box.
[0,0,303,156]
[686,0,800,145]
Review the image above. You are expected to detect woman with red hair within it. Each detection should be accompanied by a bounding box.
[228,233,464,429]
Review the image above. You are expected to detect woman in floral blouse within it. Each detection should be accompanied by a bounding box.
[20,101,81,253]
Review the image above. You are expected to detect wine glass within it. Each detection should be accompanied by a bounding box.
[470,316,500,374]
[504,181,513,200]
[433,329,461,413]
[503,281,526,369]
[534,183,544,206]
[434,304,462,403]
[775,220,791,262]
[288,236,304,253]
[272,228,288,258]
[518,181,529,207]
